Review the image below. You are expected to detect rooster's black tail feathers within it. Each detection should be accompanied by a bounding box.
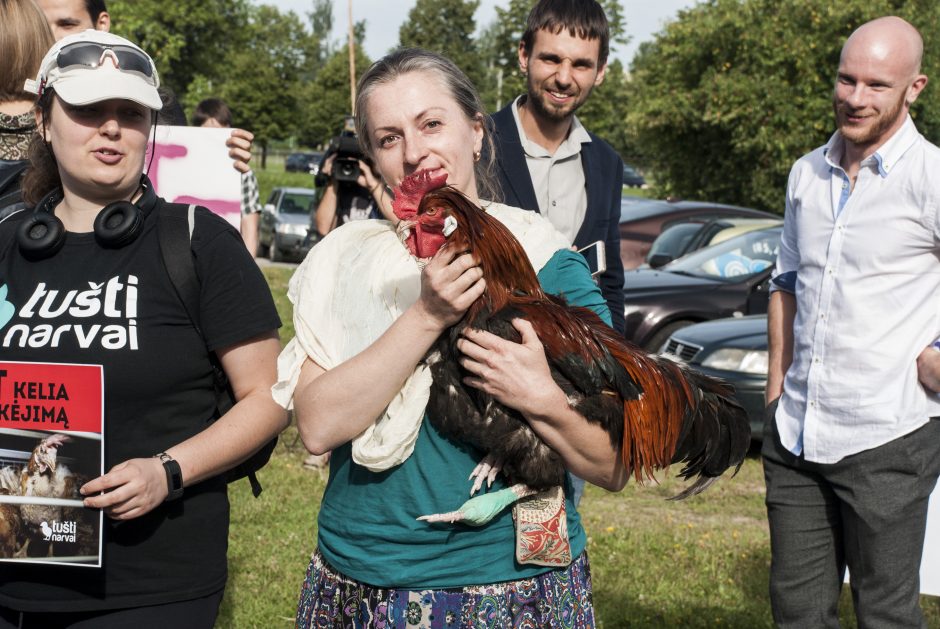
[664,361,751,500]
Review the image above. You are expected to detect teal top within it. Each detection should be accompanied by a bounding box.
[317,248,612,588]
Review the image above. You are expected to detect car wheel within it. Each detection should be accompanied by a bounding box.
[268,238,283,263]
[644,320,695,353]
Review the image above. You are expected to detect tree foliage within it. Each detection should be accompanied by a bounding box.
[297,44,373,149]
[109,0,252,97]
[627,0,940,212]
[307,0,334,68]
[105,0,638,158]
[219,6,309,158]
[398,0,483,88]
[576,60,633,160]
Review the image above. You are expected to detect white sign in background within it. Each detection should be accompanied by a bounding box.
[147,126,241,230]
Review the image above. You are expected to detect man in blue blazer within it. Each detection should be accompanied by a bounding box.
[489,0,625,333]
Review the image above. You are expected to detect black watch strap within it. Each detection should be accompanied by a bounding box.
[156,452,184,501]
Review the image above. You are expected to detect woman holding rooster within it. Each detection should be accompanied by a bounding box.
[276,48,626,628]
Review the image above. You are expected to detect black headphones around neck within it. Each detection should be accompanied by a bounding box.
[17,175,155,260]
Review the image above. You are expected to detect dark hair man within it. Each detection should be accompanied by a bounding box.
[765,16,940,627]
[490,0,625,334]
[35,0,109,40]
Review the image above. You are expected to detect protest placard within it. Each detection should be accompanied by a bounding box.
[148,126,241,230]
[0,361,103,567]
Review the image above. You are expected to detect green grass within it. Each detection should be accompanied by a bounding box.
[261,266,296,343]
[215,269,940,628]
[217,429,322,628]
[622,185,656,199]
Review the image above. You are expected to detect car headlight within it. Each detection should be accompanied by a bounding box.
[700,348,767,374]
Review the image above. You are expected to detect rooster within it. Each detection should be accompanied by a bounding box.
[392,172,750,525]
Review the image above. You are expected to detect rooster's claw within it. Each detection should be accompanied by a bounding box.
[468,455,503,496]
[417,511,464,523]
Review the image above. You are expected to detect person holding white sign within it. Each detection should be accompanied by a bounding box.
[192,97,264,257]
[0,30,286,627]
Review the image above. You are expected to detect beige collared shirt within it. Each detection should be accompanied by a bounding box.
[511,96,591,242]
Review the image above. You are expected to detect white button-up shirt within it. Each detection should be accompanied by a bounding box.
[511,96,591,242]
[774,116,940,463]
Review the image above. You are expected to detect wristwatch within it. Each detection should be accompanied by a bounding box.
[155,452,184,501]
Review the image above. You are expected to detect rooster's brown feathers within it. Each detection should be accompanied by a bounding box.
[416,185,750,497]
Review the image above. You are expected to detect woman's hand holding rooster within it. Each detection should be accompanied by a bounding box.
[413,244,485,330]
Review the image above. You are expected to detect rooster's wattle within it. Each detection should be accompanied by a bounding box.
[392,173,751,525]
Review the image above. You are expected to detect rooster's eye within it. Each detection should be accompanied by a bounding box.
[426,208,437,215]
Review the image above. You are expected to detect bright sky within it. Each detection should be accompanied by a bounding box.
[261,0,699,68]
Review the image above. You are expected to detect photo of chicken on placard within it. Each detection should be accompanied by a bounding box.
[0,362,104,567]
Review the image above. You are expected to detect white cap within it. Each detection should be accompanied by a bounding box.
[24,30,162,111]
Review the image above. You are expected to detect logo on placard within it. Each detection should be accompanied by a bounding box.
[41,520,76,542]
[0,284,14,331]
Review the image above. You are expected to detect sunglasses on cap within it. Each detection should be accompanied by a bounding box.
[55,42,156,81]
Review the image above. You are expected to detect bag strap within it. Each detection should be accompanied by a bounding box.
[0,162,29,198]
[157,204,202,335]
[156,205,265,497]
[0,162,29,219]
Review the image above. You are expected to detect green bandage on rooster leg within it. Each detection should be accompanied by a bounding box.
[417,484,537,526]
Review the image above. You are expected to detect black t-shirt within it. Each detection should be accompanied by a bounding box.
[336,182,376,225]
[0,191,280,612]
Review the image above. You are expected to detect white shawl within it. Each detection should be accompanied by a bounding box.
[272,203,571,472]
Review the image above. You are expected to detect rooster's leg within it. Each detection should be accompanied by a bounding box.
[468,455,504,496]
[417,483,537,526]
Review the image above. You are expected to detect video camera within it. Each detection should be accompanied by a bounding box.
[317,116,368,185]
[329,134,365,183]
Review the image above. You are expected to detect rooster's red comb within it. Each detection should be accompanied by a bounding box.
[392,169,448,221]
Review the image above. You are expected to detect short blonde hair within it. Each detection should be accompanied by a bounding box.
[0,0,55,102]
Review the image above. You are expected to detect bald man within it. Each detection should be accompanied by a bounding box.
[763,16,940,627]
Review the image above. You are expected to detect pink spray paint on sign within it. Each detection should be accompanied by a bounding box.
[146,126,241,230]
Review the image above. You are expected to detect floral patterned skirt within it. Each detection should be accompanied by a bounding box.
[295,549,595,628]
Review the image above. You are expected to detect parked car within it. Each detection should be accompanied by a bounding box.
[622,225,781,350]
[618,197,777,270]
[259,187,317,261]
[622,164,646,188]
[284,152,323,174]
[660,315,768,441]
[646,217,783,268]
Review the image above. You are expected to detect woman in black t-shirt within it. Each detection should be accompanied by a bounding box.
[0,31,286,628]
